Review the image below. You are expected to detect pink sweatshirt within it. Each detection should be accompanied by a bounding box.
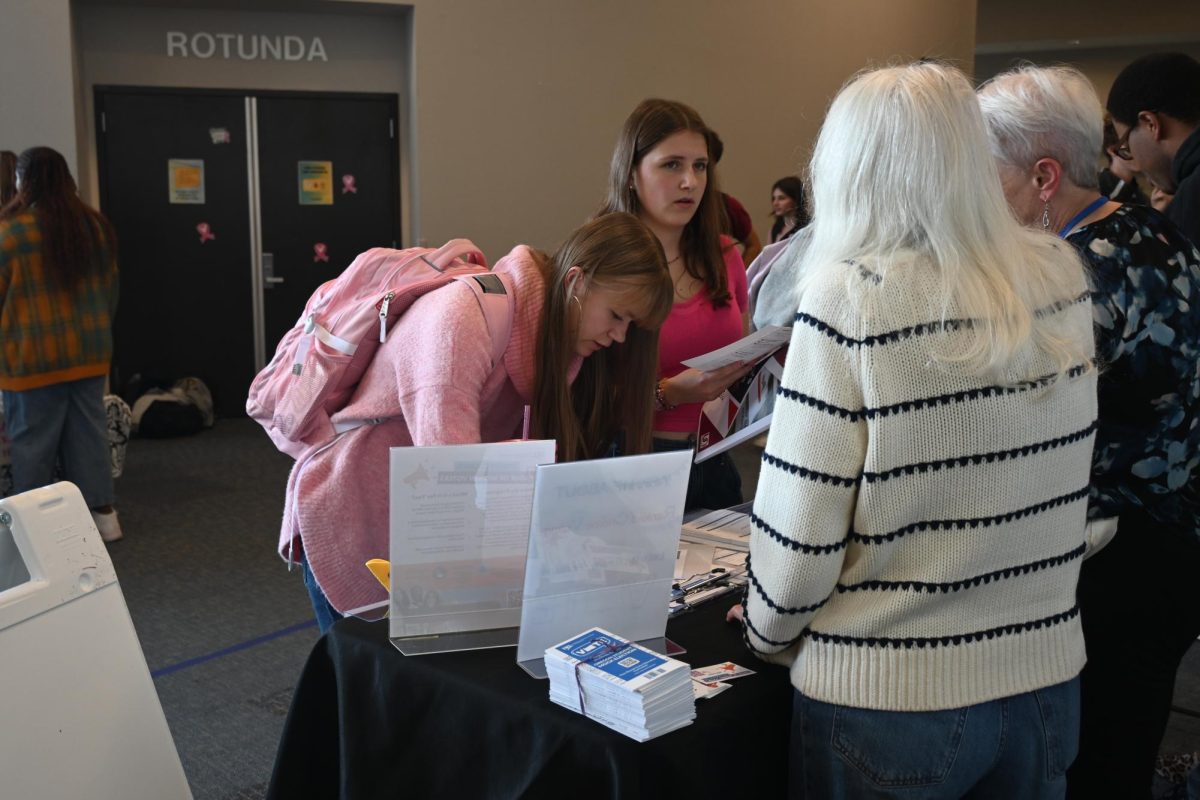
[279,245,566,613]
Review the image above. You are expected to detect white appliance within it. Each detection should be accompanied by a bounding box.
[0,482,191,799]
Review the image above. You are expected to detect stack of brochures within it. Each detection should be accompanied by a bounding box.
[545,628,696,741]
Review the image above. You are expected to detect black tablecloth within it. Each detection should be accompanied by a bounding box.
[267,601,794,799]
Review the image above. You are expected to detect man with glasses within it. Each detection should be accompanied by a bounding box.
[1100,118,1150,206]
[1108,52,1200,245]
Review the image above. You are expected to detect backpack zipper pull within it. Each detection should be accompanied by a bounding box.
[378,292,394,342]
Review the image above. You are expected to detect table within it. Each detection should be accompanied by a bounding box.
[267,601,794,799]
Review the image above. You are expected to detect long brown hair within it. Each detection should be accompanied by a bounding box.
[598,98,731,306]
[0,147,116,287]
[531,213,672,460]
[0,152,16,208]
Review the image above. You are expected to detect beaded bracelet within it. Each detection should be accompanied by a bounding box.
[654,380,677,412]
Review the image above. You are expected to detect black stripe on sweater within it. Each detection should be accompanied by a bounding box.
[836,542,1087,595]
[1035,290,1093,318]
[774,387,863,421]
[777,362,1091,423]
[761,451,859,487]
[860,422,1097,484]
[847,486,1089,545]
[747,563,832,615]
[793,291,1091,348]
[742,607,804,649]
[802,605,1080,649]
[751,511,850,555]
[793,312,975,348]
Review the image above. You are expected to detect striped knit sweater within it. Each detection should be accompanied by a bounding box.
[743,256,1098,711]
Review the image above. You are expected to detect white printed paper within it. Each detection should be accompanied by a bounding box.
[388,440,555,638]
[680,325,791,371]
[680,507,752,552]
[695,347,786,463]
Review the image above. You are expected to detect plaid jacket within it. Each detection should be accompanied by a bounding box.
[0,210,119,391]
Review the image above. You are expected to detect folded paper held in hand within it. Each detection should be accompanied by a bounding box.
[695,346,787,463]
[680,325,791,371]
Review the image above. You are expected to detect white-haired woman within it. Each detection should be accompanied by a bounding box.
[729,61,1098,798]
[979,64,1200,800]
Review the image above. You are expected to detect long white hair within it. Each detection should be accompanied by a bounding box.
[798,61,1090,377]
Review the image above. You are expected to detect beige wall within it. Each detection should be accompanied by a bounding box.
[6,0,978,260]
[976,43,1200,103]
[397,0,976,256]
[977,0,1200,47]
[974,0,1200,100]
[0,0,79,173]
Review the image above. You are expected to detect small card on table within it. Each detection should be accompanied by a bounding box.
[690,662,756,683]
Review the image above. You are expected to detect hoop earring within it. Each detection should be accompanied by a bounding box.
[1040,202,1051,231]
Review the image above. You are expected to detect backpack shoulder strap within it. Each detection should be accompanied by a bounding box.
[427,239,487,270]
[456,272,516,369]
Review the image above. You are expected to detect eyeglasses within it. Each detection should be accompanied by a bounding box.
[1113,121,1138,161]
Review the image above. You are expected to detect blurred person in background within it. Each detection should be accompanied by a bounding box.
[768,175,808,244]
[709,130,763,268]
[0,147,123,541]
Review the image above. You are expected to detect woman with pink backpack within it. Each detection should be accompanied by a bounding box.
[274,212,673,630]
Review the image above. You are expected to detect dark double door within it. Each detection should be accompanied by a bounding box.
[96,88,399,416]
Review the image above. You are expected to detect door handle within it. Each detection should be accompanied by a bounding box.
[263,252,284,286]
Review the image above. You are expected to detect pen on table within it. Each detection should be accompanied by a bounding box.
[671,568,727,600]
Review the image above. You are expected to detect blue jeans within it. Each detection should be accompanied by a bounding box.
[2,376,114,507]
[790,677,1080,799]
[302,555,343,634]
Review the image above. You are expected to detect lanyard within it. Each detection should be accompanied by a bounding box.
[1058,196,1108,238]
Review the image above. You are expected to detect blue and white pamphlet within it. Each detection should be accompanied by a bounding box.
[545,627,696,741]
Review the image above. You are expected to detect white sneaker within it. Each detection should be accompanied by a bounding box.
[91,509,124,543]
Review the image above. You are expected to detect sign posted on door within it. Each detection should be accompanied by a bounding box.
[297,160,333,205]
[168,159,205,204]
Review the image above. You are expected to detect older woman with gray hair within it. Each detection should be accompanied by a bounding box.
[979,64,1200,800]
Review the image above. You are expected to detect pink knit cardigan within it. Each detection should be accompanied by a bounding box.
[279,246,566,613]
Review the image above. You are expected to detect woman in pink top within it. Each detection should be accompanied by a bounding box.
[599,99,751,511]
[285,213,673,629]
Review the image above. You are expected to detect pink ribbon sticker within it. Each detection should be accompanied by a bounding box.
[341,174,357,194]
[197,222,215,243]
[313,243,329,263]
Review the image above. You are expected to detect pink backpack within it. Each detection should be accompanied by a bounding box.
[246,240,514,459]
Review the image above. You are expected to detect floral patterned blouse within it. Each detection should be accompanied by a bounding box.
[1068,204,1200,535]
